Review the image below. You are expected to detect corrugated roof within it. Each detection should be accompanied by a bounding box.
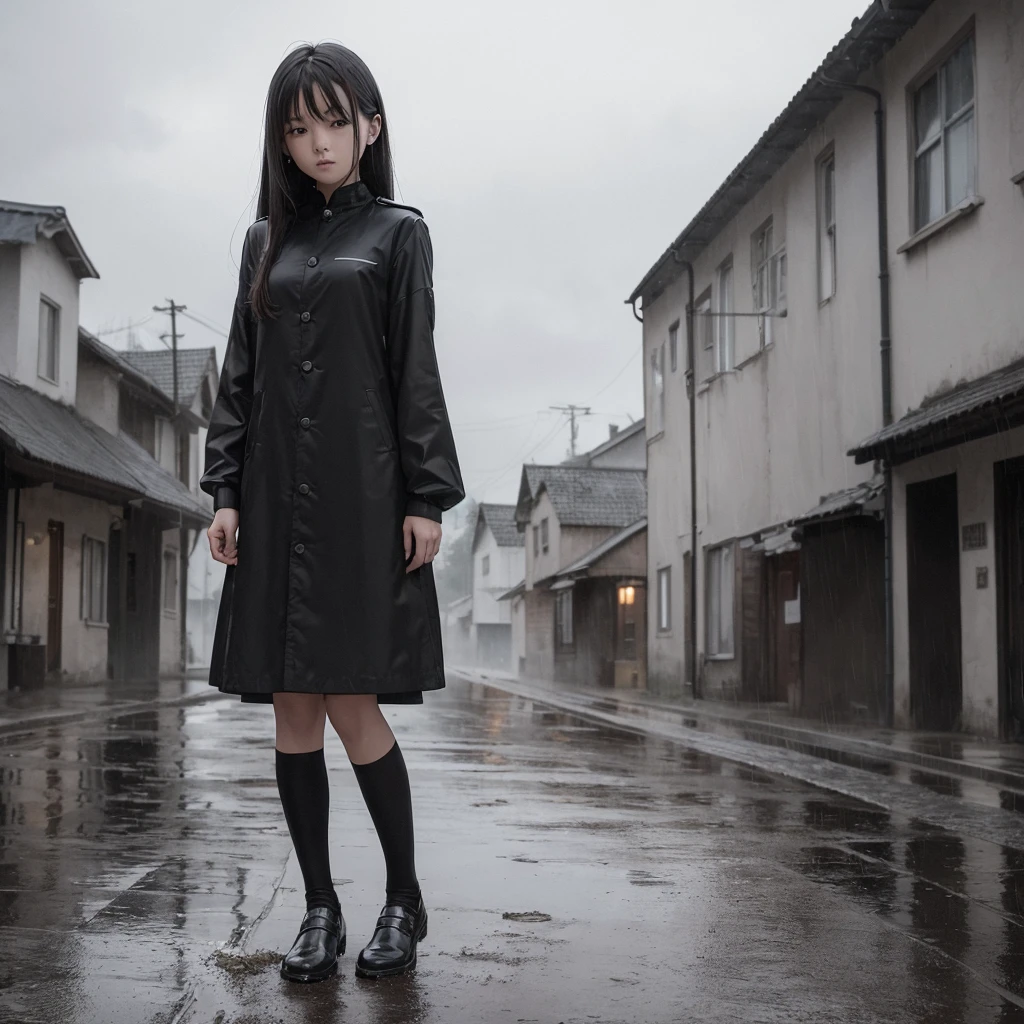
[849,359,1024,465]
[118,347,217,408]
[478,503,523,547]
[0,200,99,279]
[518,464,647,528]
[496,578,526,602]
[553,516,647,578]
[627,0,933,305]
[0,375,211,525]
[792,475,885,524]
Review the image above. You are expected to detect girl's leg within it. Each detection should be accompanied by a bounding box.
[273,693,339,913]
[325,694,421,912]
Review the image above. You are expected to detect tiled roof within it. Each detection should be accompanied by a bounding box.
[78,329,174,408]
[561,418,646,466]
[0,375,211,525]
[520,464,647,527]
[478,503,523,547]
[849,358,1024,465]
[118,347,217,407]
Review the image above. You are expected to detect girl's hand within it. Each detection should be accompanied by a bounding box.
[208,508,240,565]
[404,515,441,572]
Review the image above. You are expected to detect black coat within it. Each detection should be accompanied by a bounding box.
[200,178,465,704]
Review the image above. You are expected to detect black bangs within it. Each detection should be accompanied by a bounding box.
[250,41,396,320]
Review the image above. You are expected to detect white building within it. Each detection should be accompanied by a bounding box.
[0,200,214,687]
[629,0,1024,736]
[470,503,525,671]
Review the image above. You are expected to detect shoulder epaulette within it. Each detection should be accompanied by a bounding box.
[375,196,424,218]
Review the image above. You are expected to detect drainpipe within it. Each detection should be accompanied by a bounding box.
[629,255,698,699]
[671,252,699,700]
[819,71,894,727]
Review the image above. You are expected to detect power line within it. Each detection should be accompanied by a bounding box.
[179,309,229,338]
[548,404,592,458]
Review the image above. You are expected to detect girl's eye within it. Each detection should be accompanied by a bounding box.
[332,118,350,128]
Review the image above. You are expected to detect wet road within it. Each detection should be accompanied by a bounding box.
[3,675,1024,1023]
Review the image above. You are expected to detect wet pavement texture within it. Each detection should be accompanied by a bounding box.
[3,677,1024,1022]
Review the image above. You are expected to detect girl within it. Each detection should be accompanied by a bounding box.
[201,41,465,982]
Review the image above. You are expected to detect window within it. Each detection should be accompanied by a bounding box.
[532,524,539,557]
[707,544,734,658]
[177,432,189,486]
[163,548,178,611]
[541,517,549,553]
[154,416,166,465]
[715,260,734,372]
[752,220,784,347]
[913,35,976,231]
[481,554,490,577]
[555,589,573,646]
[649,342,665,435]
[80,536,107,623]
[37,296,60,382]
[696,291,713,355]
[657,565,671,632]
[668,321,679,373]
[818,152,836,300]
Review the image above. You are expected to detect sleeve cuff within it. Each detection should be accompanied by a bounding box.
[404,497,443,522]
[213,485,240,512]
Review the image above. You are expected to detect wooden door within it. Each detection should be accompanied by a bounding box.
[907,473,962,730]
[46,519,64,673]
[771,551,801,704]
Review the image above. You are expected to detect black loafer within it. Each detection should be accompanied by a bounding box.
[354,895,428,978]
[280,905,346,982]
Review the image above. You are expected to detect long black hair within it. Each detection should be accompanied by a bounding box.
[250,42,395,319]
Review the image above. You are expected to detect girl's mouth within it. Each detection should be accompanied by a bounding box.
[316,160,335,168]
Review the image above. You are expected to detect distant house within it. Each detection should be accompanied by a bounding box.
[513,459,647,689]
[469,503,525,671]
[0,199,215,688]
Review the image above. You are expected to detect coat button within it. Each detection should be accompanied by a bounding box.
[322,208,333,221]
[307,256,318,267]
[301,360,312,372]
[300,416,311,428]
[300,311,311,322]
[294,543,305,554]
[298,483,310,495]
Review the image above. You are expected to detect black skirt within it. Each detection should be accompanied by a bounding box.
[235,689,425,705]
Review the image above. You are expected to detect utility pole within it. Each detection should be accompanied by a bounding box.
[153,299,188,677]
[153,299,186,414]
[549,404,592,459]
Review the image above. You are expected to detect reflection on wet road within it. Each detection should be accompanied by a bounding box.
[3,675,1024,1022]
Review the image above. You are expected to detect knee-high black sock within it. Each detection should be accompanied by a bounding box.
[275,748,340,914]
[350,739,421,913]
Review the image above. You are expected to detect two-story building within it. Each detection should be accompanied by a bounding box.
[511,422,648,689]
[469,503,525,671]
[0,200,214,688]
[629,0,1024,737]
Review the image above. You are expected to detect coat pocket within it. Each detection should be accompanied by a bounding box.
[365,388,397,452]
[244,390,265,460]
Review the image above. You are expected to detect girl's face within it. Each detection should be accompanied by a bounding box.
[282,81,381,193]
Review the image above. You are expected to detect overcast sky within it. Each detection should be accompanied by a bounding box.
[1,0,867,511]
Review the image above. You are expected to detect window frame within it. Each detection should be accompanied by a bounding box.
[668,320,679,373]
[162,547,178,613]
[706,543,735,659]
[656,565,671,633]
[649,341,665,436]
[37,294,61,384]
[817,147,837,302]
[555,589,574,647]
[909,28,977,232]
[752,218,784,348]
[540,516,549,554]
[481,553,490,577]
[80,534,108,625]
[715,258,734,373]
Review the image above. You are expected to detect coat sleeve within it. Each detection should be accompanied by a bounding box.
[385,215,465,523]
[200,220,265,512]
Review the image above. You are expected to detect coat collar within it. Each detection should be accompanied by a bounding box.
[293,176,374,218]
